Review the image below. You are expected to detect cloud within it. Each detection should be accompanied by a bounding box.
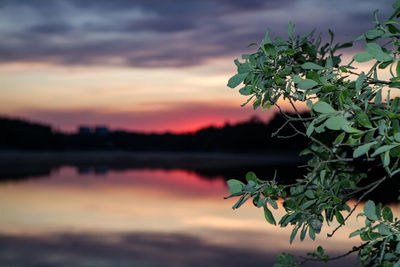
[0,0,393,68]
[29,23,72,35]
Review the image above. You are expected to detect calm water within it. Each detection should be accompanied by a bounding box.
[0,165,377,266]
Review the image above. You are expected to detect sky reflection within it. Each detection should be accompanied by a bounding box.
[0,166,395,266]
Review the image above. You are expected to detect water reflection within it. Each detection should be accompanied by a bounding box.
[0,166,389,266]
[0,232,279,267]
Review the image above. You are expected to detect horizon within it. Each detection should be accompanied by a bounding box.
[0,110,283,135]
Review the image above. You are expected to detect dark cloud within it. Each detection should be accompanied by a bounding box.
[0,0,394,67]
[123,17,198,33]
[29,23,72,35]
[67,0,277,15]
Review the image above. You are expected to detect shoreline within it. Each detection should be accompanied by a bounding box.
[0,150,305,181]
[0,150,302,165]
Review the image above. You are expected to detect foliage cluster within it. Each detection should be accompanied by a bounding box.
[227,2,400,266]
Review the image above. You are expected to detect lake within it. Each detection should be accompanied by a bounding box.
[0,152,382,266]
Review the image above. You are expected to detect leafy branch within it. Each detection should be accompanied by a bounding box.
[225,1,400,266]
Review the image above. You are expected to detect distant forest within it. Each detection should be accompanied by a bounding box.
[0,114,308,152]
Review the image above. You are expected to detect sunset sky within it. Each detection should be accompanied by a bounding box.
[0,0,393,133]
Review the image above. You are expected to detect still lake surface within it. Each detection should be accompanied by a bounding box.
[0,158,386,266]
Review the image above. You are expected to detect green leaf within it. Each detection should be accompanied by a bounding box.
[379,61,391,69]
[300,224,307,241]
[238,62,251,73]
[304,190,315,199]
[247,42,258,48]
[228,73,247,88]
[263,27,271,44]
[353,52,374,63]
[301,62,324,70]
[243,180,256,192]
[396,242,400,254]
[264,44,277,57]
[373,9,379,24]
[349,229,364,238]
[288,22,294,40]
[300,199,316,210]
[337,42,353,49]
[232,194,250,209]
[365,29,384,39]
[227,179,244,194]
[325,116,347,130]
[375,52,393,62]
[394,132,400,142]
[240,96,254,107]
[292,75,302,83]
[371,144,400,157]
[353,141,377,158]
[384,150,390,167]
[306,99,313,108]
[239,86,252,96]
[377,223,392,235]
[308,226,315,240]
[297,79,318,90]
[246,171,257,182]
[342,124,362,134]
[326,56,333,72]
[306,123,314,137]
[334,132,346,145]
[364,200,379,221]
[313,101,336,113]
[268,199,278,210]
[253,97,260,110]
[290,226,299,244]
[375,89,382,104]
[335,210,345,224]
[355,72,366,93]
[356,111,373,128]
[264,207,276,225]
[256,197,265,208]
[396,61,400,77]
[378,119,385,135]
[366,42,383,56]
[382,206,393,222]
[328,29,334,43]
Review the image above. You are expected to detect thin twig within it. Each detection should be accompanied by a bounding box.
[271,120,291,137]
[275,102,296,120]
[299,242,369,265]
[288,97,307,130]
[347,70,391,85]
[327,176,387,238]
[287,122,344,160]
[277,132,299,139]
[271,117,312,138]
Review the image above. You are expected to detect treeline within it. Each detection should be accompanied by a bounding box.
[0,114,308,152]
[0,117,60,150]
